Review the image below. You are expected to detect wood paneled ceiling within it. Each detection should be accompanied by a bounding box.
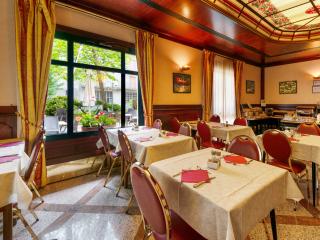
[58,0,320,66]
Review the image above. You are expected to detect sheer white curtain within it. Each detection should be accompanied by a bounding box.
[212,58,236,123]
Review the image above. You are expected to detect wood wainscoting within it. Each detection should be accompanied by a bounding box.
[153,104,202,131]
[45,135,100,166]
[0,106,17,140]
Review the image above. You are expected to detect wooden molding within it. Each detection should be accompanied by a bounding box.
[0,106,17,140]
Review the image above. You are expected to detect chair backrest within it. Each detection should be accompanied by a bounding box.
[233,117,248,126]
[262,129,291,163]
[209,114,221,123]
[153,119,162,130]
[296,123,320,136]
[130,163,171,239]
[227,135,261,161]
[197,121,211,143]
[118,130,134,164]
[98,126,111,152]
[168,117,180,133]
[24,130,45,182]
[178,123,191,136]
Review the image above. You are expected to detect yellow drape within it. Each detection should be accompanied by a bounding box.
[233,60,243,118]
[135,30,155,127]
[15,0,56,187]
[202,50,215,121]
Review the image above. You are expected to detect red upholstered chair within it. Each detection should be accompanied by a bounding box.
[227,135,261,161]
[153,119,163,130]
[233,117,248,126]
[130,163,206,240]
[168,117,181,133]
[297,122,320,136]
[262,129,309,197]
[178,123,191,137]
[197,121,225,149]
[209,114,221,123]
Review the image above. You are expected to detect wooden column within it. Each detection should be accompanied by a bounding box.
[3,203,13,240]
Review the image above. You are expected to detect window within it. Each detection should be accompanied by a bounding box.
[45,31,141,137]
[212,58,236,123]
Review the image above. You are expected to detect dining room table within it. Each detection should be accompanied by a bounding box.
[149,148,303,240]
[0,138,33,240]
[256,132,320,207]
[96,126,198,166]
[188,121,256,143]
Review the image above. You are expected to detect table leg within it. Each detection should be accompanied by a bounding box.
[3,203,13,240]
[270,209,277,240]
[312,162,317,207]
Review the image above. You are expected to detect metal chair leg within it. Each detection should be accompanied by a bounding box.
[97,156,108,177]
[29,209,39,222]
[125,195,134,214]
[116,165,130,197]
[104,157,118,187]
[31,181,44,203]
[91,157,97,168]
[14,208,38,240]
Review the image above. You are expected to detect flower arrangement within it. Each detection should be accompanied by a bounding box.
[79,111,116,129]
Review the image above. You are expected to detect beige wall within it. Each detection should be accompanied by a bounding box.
[265,59,320,104]
[241,63,261,104]
[153,37,202,105]
[0,0,17,106]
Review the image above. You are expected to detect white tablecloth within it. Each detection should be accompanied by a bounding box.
[98,127,198,166]
[256,134,320,165]
[190,122,256,142]
[149,148,303,240]
[0,141,32,209]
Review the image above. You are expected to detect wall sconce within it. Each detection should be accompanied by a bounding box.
[180,65,191,72]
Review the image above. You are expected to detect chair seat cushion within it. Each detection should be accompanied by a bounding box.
[268,158,306,174]
[201,141,225,149]
[153,210,206,240]
[110,150,121,158]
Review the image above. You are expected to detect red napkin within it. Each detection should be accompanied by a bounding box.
[224,155,247,164]
[166,132,178,137]
[288,137,299,142]
[0,155,19,164]
[135,137,152,142]
[0,141,23,148]
[181,169,209,183]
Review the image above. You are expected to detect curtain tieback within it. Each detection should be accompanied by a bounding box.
[16,112,43,130]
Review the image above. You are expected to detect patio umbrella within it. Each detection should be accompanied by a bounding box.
[83,78,96,112]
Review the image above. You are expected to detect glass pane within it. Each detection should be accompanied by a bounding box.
[125,74,139,126]
[125,53,138,71]
[74,43,121,69]
[73,68,121,132]
[45,65,68,135]
[51,39,67,61]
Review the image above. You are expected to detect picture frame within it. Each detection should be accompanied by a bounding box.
[313,80,320,86]
[246,80,255,94]
[279,80,297,94]
[173,73,191,93]
[313,85,320,93]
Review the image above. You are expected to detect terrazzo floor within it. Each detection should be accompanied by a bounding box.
[1,165,320,240]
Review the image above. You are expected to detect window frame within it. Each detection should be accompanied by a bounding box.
[47,30,143,141]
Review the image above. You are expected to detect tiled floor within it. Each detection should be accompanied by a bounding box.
[2,167,320,240]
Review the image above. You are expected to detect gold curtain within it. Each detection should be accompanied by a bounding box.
[15,0,56,187]
[135,30,155,127]
[202,49,215,121]
[233,60,244,117]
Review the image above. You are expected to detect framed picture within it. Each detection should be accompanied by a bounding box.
[279,80,297,94]
[313,80,320,86]
[246,80,255,94]
[313,85,320,93]
[173,73,191,93]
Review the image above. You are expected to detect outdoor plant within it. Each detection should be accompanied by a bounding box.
[46,96,85,116]
[80,113,99,127]
[97,114,116,126]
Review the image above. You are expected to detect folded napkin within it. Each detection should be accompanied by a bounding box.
[288,137,299,142]
[0,155,20,164]
[181,169,209,183]
[135,136,152,142]
[0,141,23,148]
[142,127,152,130]
[166,132,178,137]
[224,155,247,164]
